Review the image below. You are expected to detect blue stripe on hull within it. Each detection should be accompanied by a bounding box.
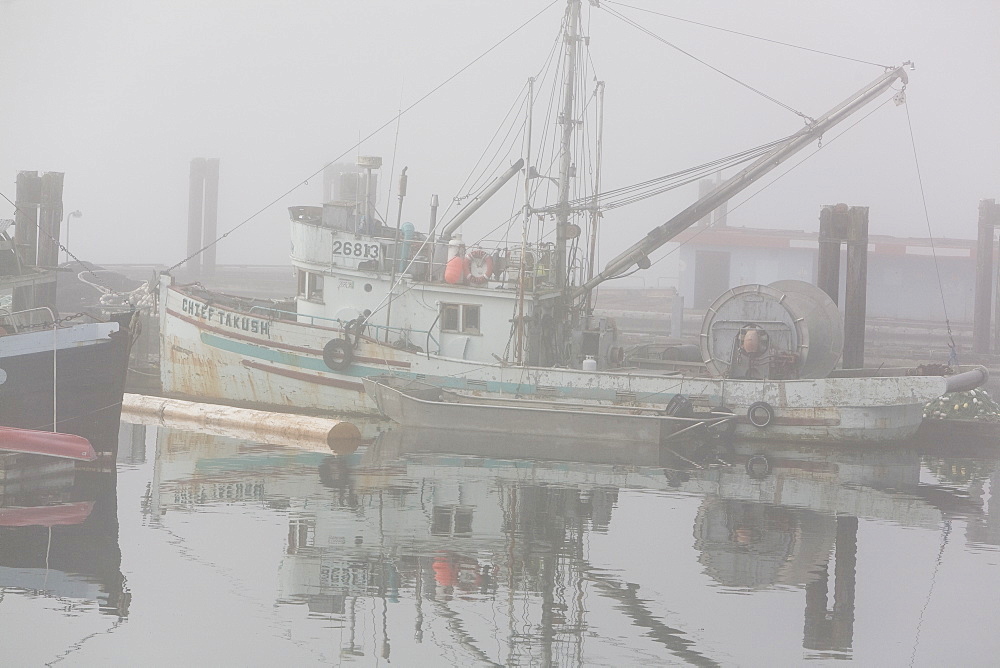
[199,331,648,402]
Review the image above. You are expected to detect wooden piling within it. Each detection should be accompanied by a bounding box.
[817,205,842,305]
[202,159,220,276]
[12,171,40,311]
[842,207,869,369]
[36,172,64,310]
[973,199,997,355]
[186,158,206,278]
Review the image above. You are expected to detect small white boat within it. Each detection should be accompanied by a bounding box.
[363,375,734,445]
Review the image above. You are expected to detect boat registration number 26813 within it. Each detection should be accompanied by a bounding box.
[333,241,380,259]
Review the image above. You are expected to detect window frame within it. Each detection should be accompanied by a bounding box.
[305,272,324,302]
[439,302,481,335]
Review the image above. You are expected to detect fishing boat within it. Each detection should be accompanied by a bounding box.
[0,308,135,455]
[1,182,136,458]
[363,375,733,444]
[159,0,982,443]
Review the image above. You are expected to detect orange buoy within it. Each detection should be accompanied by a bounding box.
[444,255,468,284]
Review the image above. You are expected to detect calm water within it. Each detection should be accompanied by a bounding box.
[2,421,999,666]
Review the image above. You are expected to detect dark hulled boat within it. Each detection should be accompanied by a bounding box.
[0,311,133,460]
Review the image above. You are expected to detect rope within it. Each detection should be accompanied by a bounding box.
[166,0,561,274]
[602,4,814,123]
[641,93,899,272]
[604,1,891,69]
[0,191,123,297]
[905,102,959,364]
[540,135,791,214]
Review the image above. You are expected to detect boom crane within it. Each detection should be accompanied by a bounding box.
[572,62,912,301]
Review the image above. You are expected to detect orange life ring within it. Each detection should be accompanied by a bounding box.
[466,248,493,285]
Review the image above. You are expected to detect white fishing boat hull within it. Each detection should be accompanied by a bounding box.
[159,282,970,444]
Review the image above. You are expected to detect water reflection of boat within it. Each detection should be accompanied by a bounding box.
[145,420,1000,663]
[0,462,129,616]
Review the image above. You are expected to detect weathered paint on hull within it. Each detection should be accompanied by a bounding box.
[160,284,951,443]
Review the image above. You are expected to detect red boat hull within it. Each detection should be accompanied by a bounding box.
[0,426,97,461]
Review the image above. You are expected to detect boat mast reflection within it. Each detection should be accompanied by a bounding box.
[148,423,1000,665]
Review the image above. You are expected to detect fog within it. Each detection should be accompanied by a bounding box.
[1,0,997,280]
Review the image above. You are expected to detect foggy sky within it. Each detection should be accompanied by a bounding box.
[1,0,998,279]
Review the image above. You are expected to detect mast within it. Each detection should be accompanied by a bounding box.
[554,0,582,291]
[585,80,605,314]
[515,77,534,366]
[384,167,408,342]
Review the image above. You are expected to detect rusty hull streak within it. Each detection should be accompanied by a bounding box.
[241,360,366,392]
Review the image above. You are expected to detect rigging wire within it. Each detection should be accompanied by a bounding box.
[534,135,791,214]
[630,93,900,277]
[604,1,891,69]
[166,0,561,274]
[905,102,958,362]
[0,191,123,298]
[441,82,530,217]
[439,9,565,224]
[602,4,815,123]
[382,91,405,231]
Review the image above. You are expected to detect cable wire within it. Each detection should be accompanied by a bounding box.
[905,102,958,360]
[637,92,899,273]
[166,0,560,273]
[604,1,891,68]
[602,4,814,122]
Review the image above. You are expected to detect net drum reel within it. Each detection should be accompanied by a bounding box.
[699,280,843,380]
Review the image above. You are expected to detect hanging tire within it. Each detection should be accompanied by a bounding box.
[747,401,774,428]
[323,339,353,371]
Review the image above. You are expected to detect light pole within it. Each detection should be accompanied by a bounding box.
[64,210,82,264]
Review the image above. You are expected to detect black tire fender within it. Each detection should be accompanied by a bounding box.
[665,394,694,418]
[323,339,354,371]
[747,401,774,428]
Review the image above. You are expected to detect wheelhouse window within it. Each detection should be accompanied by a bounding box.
[301,272,323,302]
[441,304,460,332]
[462,305,480,334]
[440,303,481,335]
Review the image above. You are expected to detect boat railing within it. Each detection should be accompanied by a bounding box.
[291,215,562,293]
[0,306,58,334]
[362,322,439,355]
[248,305,342,328]
[248,305,439,352]
[380,235,559,293]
